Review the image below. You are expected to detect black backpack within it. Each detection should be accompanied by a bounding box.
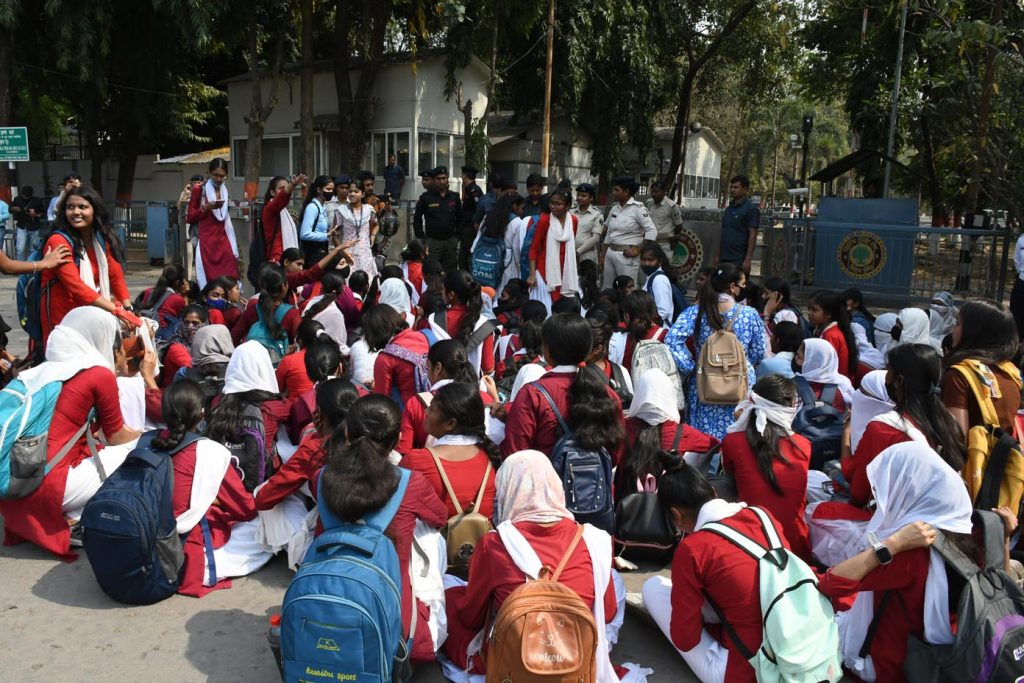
[792,376,845,470]
[221,403,273,492]
[532,383,615,533]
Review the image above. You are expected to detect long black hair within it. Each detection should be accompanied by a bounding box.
[481,192,518,240]
[764,276,794,307]
[360,305,408,352]
[315,378,360,436]
[53,185,124,264]
[443,270,483,347]
[431,382,502,468]
[146,264,187,308]
[578,259,601,311]
[945,299,1018,368]
[886,343,966,471]
[263,175,288,204]
[744,375,798,495]
[622,290,659,344]
[541,314,624,451]
[302,175,332,216]
[809,289,860,375]
[697,263,742,331]
[585,308,614,361]
[257,263,289,338]
[841,287,875,322]
[304,335,343,382]
[304,270,347,321]
[152,380,205,452]
[296,318,325,349]
[320,396,401,523]
[206,386,279,445]
[656,453,715,514]
[428,340,478,385]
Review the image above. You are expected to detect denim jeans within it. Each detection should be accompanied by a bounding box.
[16,228,41,261]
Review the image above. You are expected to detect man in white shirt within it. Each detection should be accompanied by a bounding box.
[640,241,675,326]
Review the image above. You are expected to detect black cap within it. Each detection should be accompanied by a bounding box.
[461,165,478,177]
[576,183,596,195]
[334,174,352,185]
[419,169,432,178]
[432,166,448,177]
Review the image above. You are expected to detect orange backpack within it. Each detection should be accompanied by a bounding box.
[485,525,598,682]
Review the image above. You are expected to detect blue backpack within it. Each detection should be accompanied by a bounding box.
[532,383,615,533]
[471,233,506,289]
[281,468,412,682]
[519,216,538,279]
[644,270,687,324]
[247,302,294,364]
[16,228,78,343]
[792,376,845,470]
[80,431,208,605]
[0,376,95,499]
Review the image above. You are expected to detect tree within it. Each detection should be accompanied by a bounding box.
[240,6,289,200]
[299,0,316,176]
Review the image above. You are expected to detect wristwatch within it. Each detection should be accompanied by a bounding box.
[867,532,893,565]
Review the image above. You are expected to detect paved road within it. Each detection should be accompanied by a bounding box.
[0,258,698,682]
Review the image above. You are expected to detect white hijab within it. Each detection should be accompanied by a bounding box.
[627,368,680,425]
[853,324,885,369]
[873,312,898,354]
[894,308,937,351]
[841,442,972,680]
[850,370,893,452]
[726,390,798,436]
[223,340,279,395]
[929,292,957,349]
[20,307,118,392]
[379,278,415,327]
[797,338,855,404]
[543,213,580,294]
[509,362,547,402]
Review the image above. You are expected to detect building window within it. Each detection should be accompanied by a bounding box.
[363,130,412,178]
[414,132,464,184]
[232,135,321,179]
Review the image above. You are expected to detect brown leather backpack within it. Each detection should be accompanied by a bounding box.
[485,525,598,682]
[696,305,749,405]
[429,448,493,577]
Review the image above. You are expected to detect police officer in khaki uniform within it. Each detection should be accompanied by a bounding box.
[601,176,657,287]
[571,182,604,264]
[645,179,683,255]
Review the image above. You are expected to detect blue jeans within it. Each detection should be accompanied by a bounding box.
[16,228,41,261]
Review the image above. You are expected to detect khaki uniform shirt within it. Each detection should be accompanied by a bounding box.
[645,196,683,244]
[571,205,605,263]
[605,198,657,247]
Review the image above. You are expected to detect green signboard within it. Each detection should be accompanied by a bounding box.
[0,127,29,162]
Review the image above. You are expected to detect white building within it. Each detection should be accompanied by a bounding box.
[624,127,724,209]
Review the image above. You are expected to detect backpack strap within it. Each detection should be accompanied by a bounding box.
[472,461,492,513]
[670,423,685,453]
[44,421,97,478]
[819,383,838,409]
[723,304,743,332]
[931,522,983,581]
[199,517,217,586]
[791,375,819,408]
[977,427,1017,510]
[467,319,497,350]
[362,467,412,533]
[705,596,755,661]
[532,382,571,436]
[952,362,1001,428]
[434,310,449,336]
[428,447,464,516]
[549,523,585,582]
[702,507,781,560]
[420,329,438,347]
[858,590,894,658]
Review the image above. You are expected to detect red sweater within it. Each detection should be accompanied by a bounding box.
[229,299,303,347]
[255,433,325,511]
[159,343,192,388]
[373,329,430,406]
[397,388,495,454]
[669,507,790,682]
[158,292,187,328]
[398,448,497,518]
[38,234,129,347]
[528,213,578,301]
[721,431,812,562]
[261,188,293,264]
[0,367,124,560]
[841,420,915,507]
[171,440,256,597]
[501,371,625,463]
[275,348,313,399]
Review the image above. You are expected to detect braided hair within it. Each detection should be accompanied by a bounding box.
[152,380,205,452]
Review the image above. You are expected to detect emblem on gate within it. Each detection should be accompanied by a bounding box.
[837,230,886,279]
[670,228,704,280]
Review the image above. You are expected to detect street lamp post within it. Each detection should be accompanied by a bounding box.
[800,114,814,219]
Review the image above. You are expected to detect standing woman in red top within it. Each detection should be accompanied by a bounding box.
[806,290,859,381]
[261,174,306,264]
[526,189,579,310]
[364,304,431,406]
[722,374,812,562]
[425,270,496,375]
[187,158,239,288]
[618,291,668,369]
[501,313,625,463]
[39,186,130,347]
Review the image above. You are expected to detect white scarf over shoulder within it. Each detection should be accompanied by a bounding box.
[544,213,580,294]
[280,207,299,250]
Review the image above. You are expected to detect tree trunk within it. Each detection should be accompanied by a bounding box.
[919,112,945,226]
[299,0,316,175]
[115,153,137,202]
[0,24,10,202]
[242,18,286,200]
[965,0,1004,214]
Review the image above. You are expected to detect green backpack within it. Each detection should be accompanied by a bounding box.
[703,506,842,682]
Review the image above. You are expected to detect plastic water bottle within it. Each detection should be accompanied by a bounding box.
[267,613,283,675]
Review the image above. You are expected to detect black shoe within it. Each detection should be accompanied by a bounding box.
[69,524,83,548]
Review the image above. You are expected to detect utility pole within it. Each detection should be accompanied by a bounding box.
[540,0,555,187]
[799,114,813,219]
[882,0,908,198]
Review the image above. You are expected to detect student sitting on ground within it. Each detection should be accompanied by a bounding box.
[722,374,812,561]
[364,304,431,407]
[422,270,496,375]
[792,338,854,411]
[755,320,803,379]
[618,291,669,369]
[158,380,265,597]
[274,319,322,400]
[158,304,208,388]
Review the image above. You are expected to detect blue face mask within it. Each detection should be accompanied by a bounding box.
[207,297,226,310]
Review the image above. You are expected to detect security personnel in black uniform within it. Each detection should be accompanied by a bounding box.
[459,165,483,270]
[413,166,462,272]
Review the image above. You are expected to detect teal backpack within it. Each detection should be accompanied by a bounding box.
[246,302,294,365]
[703,506,842,682]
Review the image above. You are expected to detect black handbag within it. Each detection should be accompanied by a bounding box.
[613,473,681,562]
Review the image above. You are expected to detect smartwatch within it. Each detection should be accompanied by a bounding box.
[867,531,893,565]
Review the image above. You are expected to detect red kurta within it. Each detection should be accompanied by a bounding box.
[0,367,124,560]
[624,418,719,455]
[157,292,187,328]
[159,343,192,388]
[442,519,617,672]
[187,184,239,282]
[669,507,790,683]
[397,388,495,454]
[171,440,256,597]
[528,213,578,302]
[373,329,431,407]
[275,348,312,399]
[819,325,852,379]
[841,420,915,507]
[398,448,497,518]
[501,371,625,463]
[255,433,324,511]
[721,431,812,562]
[38,234,129,346]
[261,188,293,264]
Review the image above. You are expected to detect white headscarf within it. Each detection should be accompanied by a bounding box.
[726,390,798,436]
[223,340,279,395]
[873,312,898,354]
[841,442,972,679]
[20,307,119,392]
[494,450,573,524]
[797,338,855,404]
[627,368,680,425]
[543,213,580,295]
[509,362,547,402]
[853,323,885,369]
[850,370,893,452]
[379,278,412,321]
[929,292,957,349]
[894,308,936,351]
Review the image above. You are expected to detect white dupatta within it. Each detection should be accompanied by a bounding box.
[544,213,580,295]
[195,179,240,288]
[280,207,299,250]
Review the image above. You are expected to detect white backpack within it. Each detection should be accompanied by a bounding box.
[631,338,685,411]
[703,507,841,683]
